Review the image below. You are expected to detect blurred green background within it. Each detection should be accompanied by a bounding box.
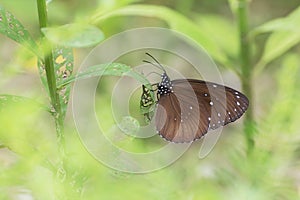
[0,0,300,199]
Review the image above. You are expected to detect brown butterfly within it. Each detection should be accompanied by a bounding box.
[141,53,249,143]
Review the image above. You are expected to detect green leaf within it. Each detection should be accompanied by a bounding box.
[252,6,300,36]
[38,46,74,119]
[250,18,290,36]
[53,47,74,119]
[0,94,47,112]
[0,96,55,162]
[90,5,230,66]
[41,23,105,48]
[0,94,28,106]
[58,63,151,88]
[254,6,300,74]
[261,31,300,65]
[57,62,154,123]
[0,6,40,57]
[37,59,47,93]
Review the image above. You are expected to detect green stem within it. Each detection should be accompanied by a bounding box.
[37,0,64,140]
[36,0,66,179]
[237,0,255,154]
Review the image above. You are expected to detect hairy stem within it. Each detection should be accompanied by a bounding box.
[36,0,66,182]
[237,0,255,154]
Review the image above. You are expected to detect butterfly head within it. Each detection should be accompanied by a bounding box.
[158,72,173,95]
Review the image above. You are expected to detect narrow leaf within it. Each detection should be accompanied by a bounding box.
[57,62,154,122]
[0,95,29,110]
[58,63,151,88]
[0,95,55,161]
[252,6,300,36]
[90,5,230,66]
[53,47,74,119]
[259,31,300,67]
[0,6,40,57]
[38,46,74,119]
[0,94,47,111]
[41,23,105,48]
[254,6,300,74]
[250,18,290,36]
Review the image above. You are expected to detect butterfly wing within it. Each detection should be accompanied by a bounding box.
[155,79,249,143]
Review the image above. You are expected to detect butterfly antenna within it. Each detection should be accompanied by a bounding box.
[143,60,166,73]
[144,53,166,72]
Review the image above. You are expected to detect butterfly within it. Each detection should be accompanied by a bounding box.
[140,53,249,143]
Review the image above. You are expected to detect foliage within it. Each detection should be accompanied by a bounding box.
[0,0,299,199]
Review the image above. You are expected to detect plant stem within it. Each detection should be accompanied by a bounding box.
[36,0,66,177]
[237,0,255,154]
